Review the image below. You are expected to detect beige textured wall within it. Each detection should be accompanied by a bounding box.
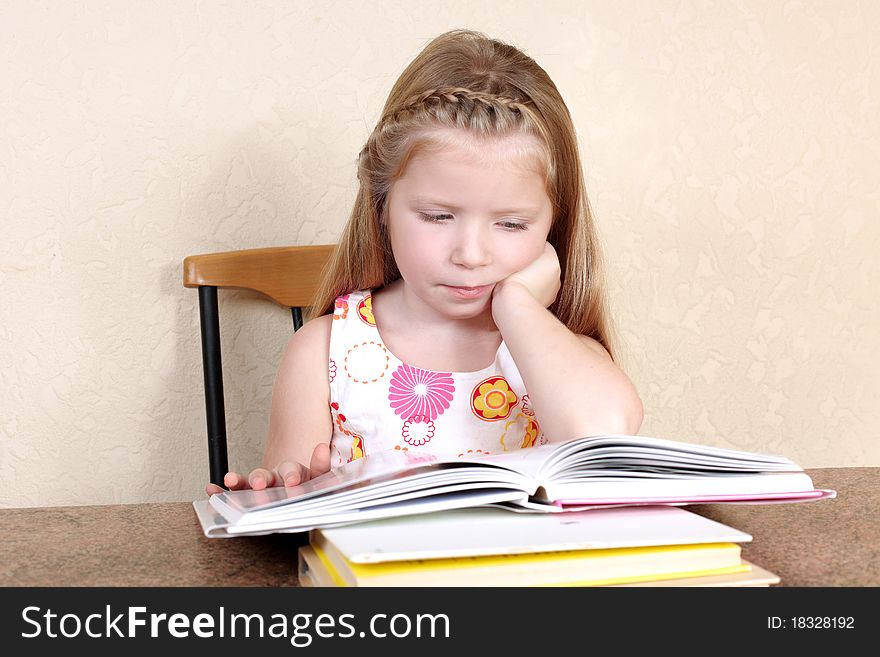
[2,1,878,508]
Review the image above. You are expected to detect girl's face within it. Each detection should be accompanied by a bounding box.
[385,129,553,322]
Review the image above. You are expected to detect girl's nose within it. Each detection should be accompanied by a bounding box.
[450,224,492,269]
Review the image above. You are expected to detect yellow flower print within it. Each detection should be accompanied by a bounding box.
[521,417,541,448]
[357,294,376,326]
[471,376,518,421]
[349,434,365,462]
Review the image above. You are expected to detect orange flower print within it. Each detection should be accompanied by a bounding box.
[345,341,390,383]
[330,401,365,461]
[357,294,376,326]
[471,376,518,421]
[333,295,350,320]
[330,402,347,433]
[329,402,365,464]
[521,417,541,448]
[332,407,353,435]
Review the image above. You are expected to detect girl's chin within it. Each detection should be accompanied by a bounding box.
[435,296,494,321]
[398,283,494,320]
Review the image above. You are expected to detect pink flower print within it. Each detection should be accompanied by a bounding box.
[401,415,435,446]
[395,447,439,465]
[388,364,454,421]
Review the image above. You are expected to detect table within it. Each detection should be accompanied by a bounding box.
[1,467,877,586]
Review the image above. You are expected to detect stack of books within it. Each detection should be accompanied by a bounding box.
[296,506,781,587]
[192,434,834,586]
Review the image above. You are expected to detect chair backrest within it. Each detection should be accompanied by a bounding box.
[183,244,335,486]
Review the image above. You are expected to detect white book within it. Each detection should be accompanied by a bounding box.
[195,433,835,537]
[312,505,753,563]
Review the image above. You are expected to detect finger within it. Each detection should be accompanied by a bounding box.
[310,443,331,477]
[223,471,251,491]
[276,460,309,487]
[248,468,279,490]
[205,483,225,496]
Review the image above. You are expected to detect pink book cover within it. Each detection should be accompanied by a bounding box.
[555,488,836,509]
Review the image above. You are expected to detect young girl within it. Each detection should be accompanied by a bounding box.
[207,29,643,495]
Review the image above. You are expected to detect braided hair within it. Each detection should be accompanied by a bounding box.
[311,30,614,358]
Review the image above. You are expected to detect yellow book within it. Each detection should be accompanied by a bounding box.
[299,545,346,588]
[298,545,777,588]
[303,538,747,587]
[610,561,780,587]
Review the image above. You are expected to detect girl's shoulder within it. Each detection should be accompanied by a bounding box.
[281,313,332,368]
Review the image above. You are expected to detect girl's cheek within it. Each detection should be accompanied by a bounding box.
[520,241,545,266]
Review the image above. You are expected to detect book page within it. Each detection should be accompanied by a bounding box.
[536,435,802,481]
[208,445,548,520]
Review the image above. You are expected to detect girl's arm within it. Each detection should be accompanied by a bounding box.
[205,314,333,495]
[491,243,643,442]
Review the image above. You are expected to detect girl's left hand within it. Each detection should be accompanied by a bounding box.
[494,241,561,308]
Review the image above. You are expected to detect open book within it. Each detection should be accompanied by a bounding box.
[194,434,835,537]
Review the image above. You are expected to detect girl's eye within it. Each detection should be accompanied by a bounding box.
[418,212,453,223]
[499,221,528,231]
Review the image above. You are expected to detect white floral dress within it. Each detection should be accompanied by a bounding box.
[327,290,546,468]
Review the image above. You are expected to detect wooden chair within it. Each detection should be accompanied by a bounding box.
[183,245,335,486]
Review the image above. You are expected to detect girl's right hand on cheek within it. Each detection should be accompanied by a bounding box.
[495,241,561,309]
[204,443,331,496]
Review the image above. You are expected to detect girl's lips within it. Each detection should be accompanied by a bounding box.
[444,284,492,299]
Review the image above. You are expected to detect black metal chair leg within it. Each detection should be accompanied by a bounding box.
[198,286,229,486]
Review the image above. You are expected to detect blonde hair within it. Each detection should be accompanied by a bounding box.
[312,29,615,358]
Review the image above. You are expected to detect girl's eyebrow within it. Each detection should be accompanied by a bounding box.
[409,196,540,215]
[410,197,462,211]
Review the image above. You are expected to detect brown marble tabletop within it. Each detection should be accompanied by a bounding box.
[1,467,876,586]
[691,467,879,586]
